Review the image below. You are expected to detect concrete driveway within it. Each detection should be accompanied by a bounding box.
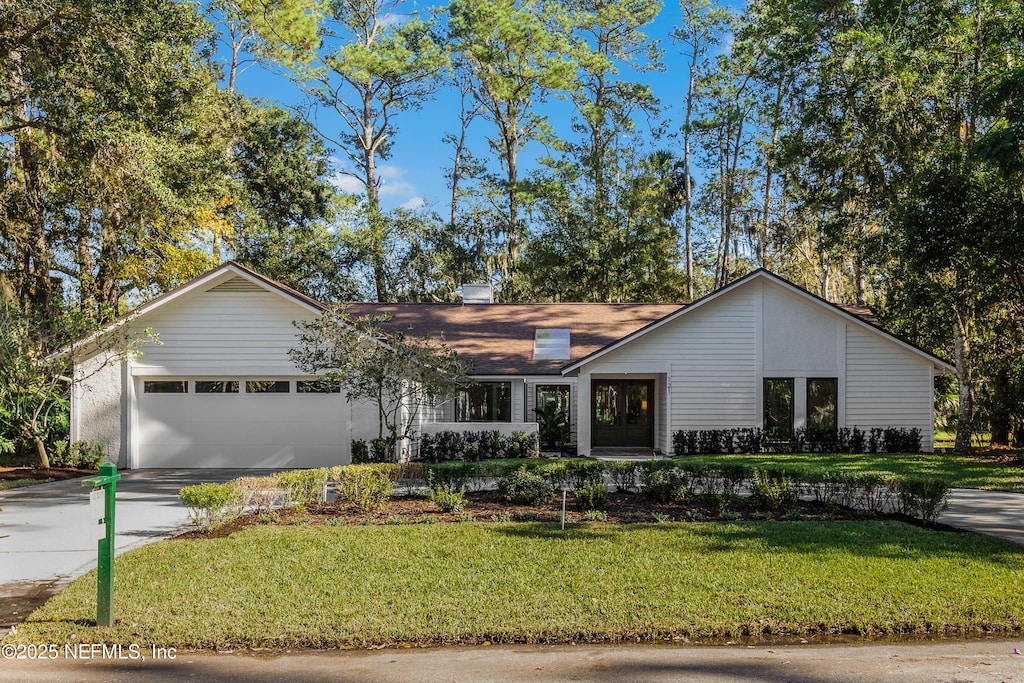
[0,469,274,628]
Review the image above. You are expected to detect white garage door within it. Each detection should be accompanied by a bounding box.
[137,378,348,468]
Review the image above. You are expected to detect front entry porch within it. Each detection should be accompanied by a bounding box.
[592,379,655,448]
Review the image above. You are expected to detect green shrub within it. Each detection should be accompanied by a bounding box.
[574,478,608,510]
[416,514,437,524]
[750,468,797,512]
[582,509,607,522]
[50,440,107,470]
[275,469,328,505]
[428,483,466,513]
[639,467,687,503]
[490,511,512,523]
[565,458,604,489]
[384,515,405,525]
[535,460,570,490]
[605,460,639,492]
[425,462,476,491]
[498,466,553,505]
[651,512,672,523]
[334,464,396,513]
[896,477,950,523]
[417,430,539,462]
[234,476,286,513]
[352,438,392,463]
[179,482,239,530]
[454,512,475,522]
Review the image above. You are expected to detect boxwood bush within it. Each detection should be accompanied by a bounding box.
[417,430,539,462]
[672,426,922,455]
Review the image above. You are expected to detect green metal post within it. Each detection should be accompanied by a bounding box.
[83,462,120,627]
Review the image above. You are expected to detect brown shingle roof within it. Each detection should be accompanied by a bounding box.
[343,303,683,375]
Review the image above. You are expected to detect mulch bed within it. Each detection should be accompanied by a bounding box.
[176,490,884,540]
[0,467,96,483]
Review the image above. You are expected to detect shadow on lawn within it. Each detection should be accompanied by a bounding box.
[490,519,1024,564]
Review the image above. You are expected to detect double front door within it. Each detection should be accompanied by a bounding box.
[592,380,654,447]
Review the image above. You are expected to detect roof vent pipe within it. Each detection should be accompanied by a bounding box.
[461,284,493,304]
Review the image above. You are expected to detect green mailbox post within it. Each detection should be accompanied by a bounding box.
[82,462,120,627]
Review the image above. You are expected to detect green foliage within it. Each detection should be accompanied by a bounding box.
[351,438,392,464]
[581,509,607,522]
[179,482,240,530]
[896,478,951,524]
[672,428,922,455]
[574,479,608,511]
[291,313,473,461]
[274,469,328,506]
[750,469,797,513]
[333,464,396,513]
[533,402,570,451]
[605,460,639,492]
[498,466,554,505]
[427,473,467,513]
[49,440,107,470]
[639,463,688,503]
[417,430,539,462]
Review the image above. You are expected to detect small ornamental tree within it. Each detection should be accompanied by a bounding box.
[0,303,156,469]
[290,310,474,461]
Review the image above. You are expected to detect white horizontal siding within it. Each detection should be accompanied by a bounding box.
[131,281,317,375]
[846,326,933,447]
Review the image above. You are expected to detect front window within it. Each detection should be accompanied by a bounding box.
[536,385,570,414]
[807,378,838,433]
[764,378,794,439]
[457,382,512,422]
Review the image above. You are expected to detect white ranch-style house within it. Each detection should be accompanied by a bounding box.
[71,262,955,469]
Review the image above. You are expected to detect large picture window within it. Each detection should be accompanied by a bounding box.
[763,378,794,439]
[807,378,838,433]
[457,382,512,422]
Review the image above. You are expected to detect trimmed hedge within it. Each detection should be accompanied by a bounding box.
[672,427,922,456]
[417,430,539,462]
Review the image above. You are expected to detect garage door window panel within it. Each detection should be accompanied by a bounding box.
[143,380,187,394]
[195,380,239,394]
[247,380,291,394]
[297,379,341,394]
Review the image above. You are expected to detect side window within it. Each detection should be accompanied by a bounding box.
[763,378,794,439]
[456,382,512,422]
[807,378,838,433]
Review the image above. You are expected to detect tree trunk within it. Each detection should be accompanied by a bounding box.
[33,434,50,470]
[952,313,974,454]
[990,366,1011,447]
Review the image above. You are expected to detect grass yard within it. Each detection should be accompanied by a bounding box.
[674,452,1024,492]
[9,521,1024,649]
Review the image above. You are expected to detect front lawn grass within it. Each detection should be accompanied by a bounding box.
[9,521,1024,649]
[674,452,1024,492]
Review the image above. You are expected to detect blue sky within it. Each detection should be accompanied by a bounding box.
[226,1,731,212]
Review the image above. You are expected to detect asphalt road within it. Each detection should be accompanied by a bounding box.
[1,640,1023,682]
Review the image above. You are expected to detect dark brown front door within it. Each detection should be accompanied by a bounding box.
[592,380,654,447]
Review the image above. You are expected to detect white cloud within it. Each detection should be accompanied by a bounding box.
[328,161,422,208]
[329,172,366,195]
[375,164,417,198]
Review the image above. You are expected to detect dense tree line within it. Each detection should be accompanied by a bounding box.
[2,0,1022,461]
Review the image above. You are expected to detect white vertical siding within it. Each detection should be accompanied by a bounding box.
[845,326,934,449]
